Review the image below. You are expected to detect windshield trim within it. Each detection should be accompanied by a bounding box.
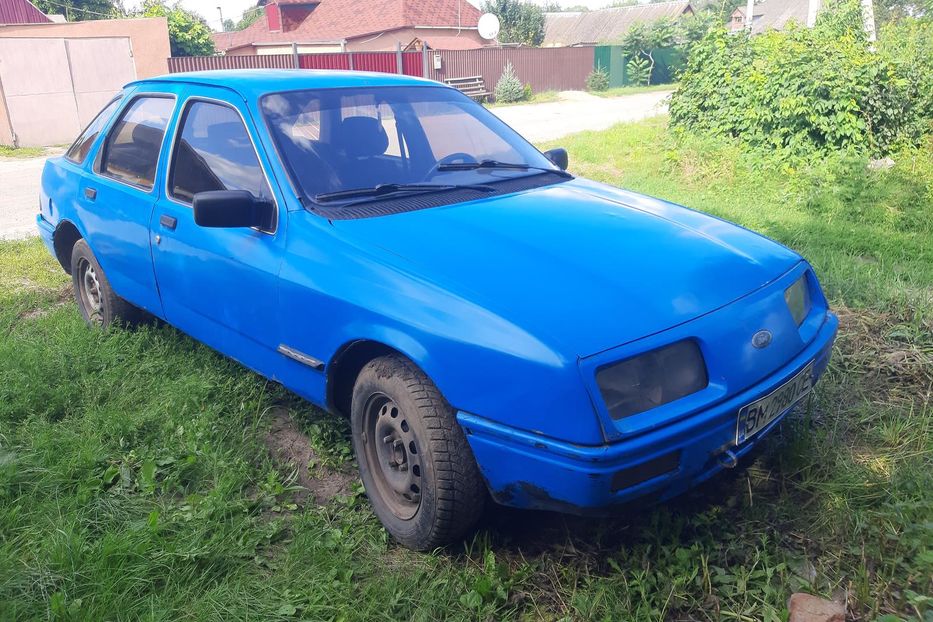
[258,85,569,217]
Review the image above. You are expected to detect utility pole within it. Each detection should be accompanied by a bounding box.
[745,0,755,31]
[861,0,877,42]
[217,6,225,31]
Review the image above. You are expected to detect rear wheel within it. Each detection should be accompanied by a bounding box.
[351,355,486,550]
[71,239,145,328]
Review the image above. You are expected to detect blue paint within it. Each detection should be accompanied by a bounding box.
[39,70,837,514]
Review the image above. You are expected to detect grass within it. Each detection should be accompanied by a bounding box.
[486,90,561,108]
[0,145,47,159]
[592,83,679,98]
[1,118,931,621]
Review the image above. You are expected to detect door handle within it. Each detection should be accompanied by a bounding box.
[84,187,97,201]
[159,214,177,231]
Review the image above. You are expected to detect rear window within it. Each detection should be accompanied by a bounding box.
[99,96,175,190]
[65,97,121,165]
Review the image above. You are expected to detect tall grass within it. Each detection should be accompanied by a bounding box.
[1,118,930,620]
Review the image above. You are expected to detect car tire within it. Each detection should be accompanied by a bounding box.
[351,354,486,550]
[71,239,145,328]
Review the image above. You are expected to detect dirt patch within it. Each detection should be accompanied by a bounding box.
[16,285,73,320]
[832,305,933,403]
[263,407,356,505]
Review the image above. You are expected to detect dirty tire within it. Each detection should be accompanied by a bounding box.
[351,354,486,550]
[71,239,145,329]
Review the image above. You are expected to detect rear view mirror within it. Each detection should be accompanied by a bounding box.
[193,190,274,230]
[544,148,569,171]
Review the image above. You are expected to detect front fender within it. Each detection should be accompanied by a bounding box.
[279,211,604,445]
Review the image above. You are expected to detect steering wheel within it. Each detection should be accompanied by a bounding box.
[425,152,478,179]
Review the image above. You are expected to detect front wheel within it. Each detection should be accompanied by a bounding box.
[351,355,486,550]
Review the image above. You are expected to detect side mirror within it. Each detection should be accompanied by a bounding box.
[544,148,569,171]
[193,190,274,230]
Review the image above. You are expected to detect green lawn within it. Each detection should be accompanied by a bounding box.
[486,90,562,108]
[592,83,679,98]
[0,145,48,159]
[1,118,931,621]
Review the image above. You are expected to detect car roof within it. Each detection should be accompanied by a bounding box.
[127,69,446,99]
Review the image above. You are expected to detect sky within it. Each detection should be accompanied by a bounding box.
[123,0,623,32]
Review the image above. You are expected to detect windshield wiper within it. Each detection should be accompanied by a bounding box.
[436,159,572,178]
[314,182,495,204]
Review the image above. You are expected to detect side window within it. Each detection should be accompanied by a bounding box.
[65,97,121,164]
[100,96,174,190]
[169,101,272,204]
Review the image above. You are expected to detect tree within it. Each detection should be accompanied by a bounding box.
[621,18,677,84]
[234,5,265,30]
[138,0,215,57]
[32,0,122,21]
[482,0,546,46]
[221,18,235,31]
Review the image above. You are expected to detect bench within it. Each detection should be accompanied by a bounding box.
[444,76,490,101]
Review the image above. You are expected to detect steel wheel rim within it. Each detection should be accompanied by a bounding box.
[362,392,423,520]
[77,257,103,325]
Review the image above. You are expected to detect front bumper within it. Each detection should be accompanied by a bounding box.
[458,311,838,513]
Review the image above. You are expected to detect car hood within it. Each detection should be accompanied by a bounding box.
[332,178,800,357]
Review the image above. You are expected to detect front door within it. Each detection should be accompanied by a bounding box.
[150,92,286,375]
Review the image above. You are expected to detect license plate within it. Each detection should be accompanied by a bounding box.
[736,363,813,445]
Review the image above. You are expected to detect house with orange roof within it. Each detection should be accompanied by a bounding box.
[213,0,486,55]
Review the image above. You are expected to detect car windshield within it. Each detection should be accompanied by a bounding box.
[260,86,561,203]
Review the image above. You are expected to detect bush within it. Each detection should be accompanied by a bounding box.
[585,67,610,92]
[523,83,533,101]
[626,56,651,87]
[495,62,525,103]
[669,0,930,157]
[878,18,933,140]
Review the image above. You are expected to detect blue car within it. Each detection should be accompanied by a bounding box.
[38,70,837,550]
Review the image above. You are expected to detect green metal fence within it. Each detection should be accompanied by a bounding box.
[594,45,684,87]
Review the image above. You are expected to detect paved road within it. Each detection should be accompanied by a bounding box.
[492,90,672,143]
[0,155,50,241]
[0,90,671,240]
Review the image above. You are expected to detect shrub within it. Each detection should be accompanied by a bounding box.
[523,83,533,101]
[626,56,651,87]
[669,0,928,157]
[585,67,610,92]
[878,18,933,140]
[494,62,525,103]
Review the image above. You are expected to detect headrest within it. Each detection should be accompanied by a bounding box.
[131,122,162,146]
[335,116,389,158]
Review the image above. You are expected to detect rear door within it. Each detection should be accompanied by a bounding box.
[150,88,286,374]
[79,89,179,316]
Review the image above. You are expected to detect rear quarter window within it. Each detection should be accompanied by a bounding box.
[65,97,122,165]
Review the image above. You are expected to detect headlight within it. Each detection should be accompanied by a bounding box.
[596,340,708,420]
[784,274,812,326]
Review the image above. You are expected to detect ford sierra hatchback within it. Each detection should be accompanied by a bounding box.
[38,70,838,550]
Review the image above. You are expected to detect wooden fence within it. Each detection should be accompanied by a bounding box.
[167,47,596,96]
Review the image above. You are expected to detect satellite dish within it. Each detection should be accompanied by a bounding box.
[478,13,501,40]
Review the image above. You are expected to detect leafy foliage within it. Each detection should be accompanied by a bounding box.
[482,0,545,46]
[586,67,610,91]
[32,0,121,20]
[669,1,932,157]
[626,55,651,86]
[494,62,525,103]
[877,17,933,140]
[621,20,676,85]
[234,6,264,31]
[137,0,215,57]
